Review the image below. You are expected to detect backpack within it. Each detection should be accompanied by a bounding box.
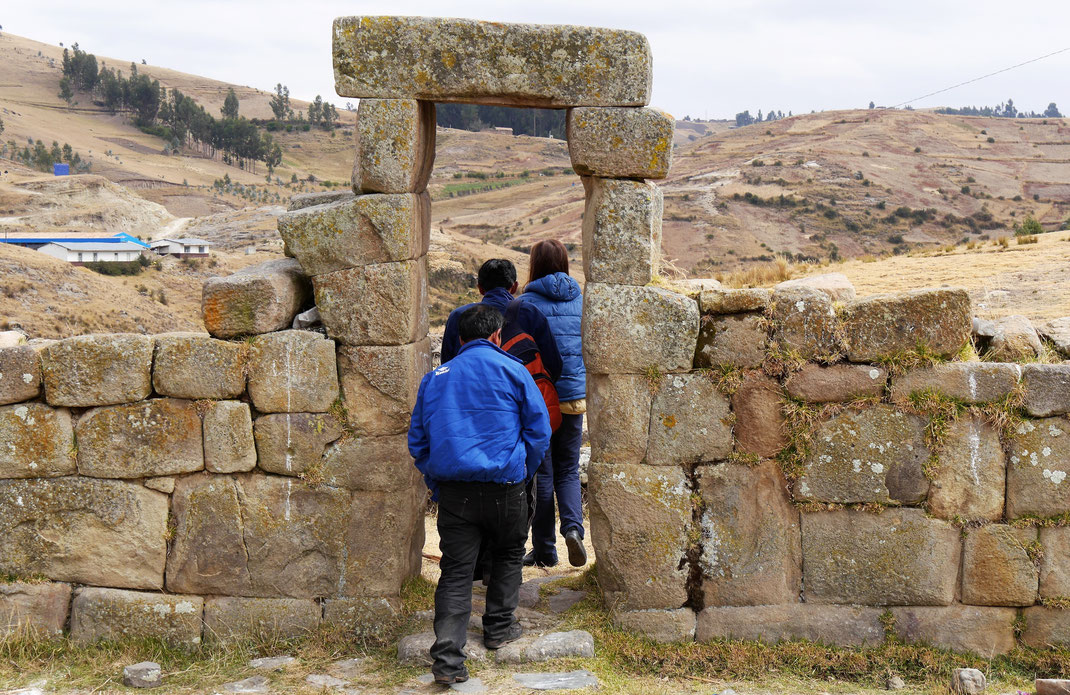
[501,302,562,432]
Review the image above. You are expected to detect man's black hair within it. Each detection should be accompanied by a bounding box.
[477,258,517,291]
[458,304,504,343]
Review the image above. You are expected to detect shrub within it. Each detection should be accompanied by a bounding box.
[961,185,971,195]
[1016,215,1044,237]
[914,147,922,153]
[82,260,143,276]
[987,137,995,143]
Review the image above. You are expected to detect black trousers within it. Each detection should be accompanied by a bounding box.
[431,480,528,679]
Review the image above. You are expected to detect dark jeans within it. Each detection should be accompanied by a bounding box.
[432,480,528,679]
[530,413,585,562]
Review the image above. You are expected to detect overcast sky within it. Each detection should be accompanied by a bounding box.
[4,0,1069,119]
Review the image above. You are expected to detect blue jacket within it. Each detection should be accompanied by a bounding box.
[408,339,552,500]
[517,273,586,401]
[441,287,563,382]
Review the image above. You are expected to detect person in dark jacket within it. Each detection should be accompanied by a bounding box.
[441,259,562,382]
[409,304,552,685]
[516,239,588,568]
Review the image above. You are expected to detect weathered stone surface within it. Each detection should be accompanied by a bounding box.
[497,630,595,664]
[0,478,167,589]
[1040,317,1070,359]
[1022,364,1070,417]
[76,399,203,478]
[696,462,800,606]
[802,508,960,605]
[337,339,430,436]
[696,604,884,647]
[581,178,662,285]
[1021,606,1070,648]
[144,477,175,494]
[891,362,1022,404]
[314,258,428,346]
[513,671,599,691]
[305,673,349,690]
[1006,417,1070,518]
[222,675,269,693]
[322,434,420,491]
[152,332,246,400]
[397,630,487,665]
[841,288,971,362]
[961,524,1038,606]
[612,609,696,643]
[278,193,430,276]
[927,417,1005,521]
[698,288,771,315]
[71,587,203,645]
[1041,527,1070,599]
[694,313,768,369]
[323,596,402,631]
[0,345,41,405]
[769,286,842,359]
[775,273,856,302]
[203,401,256,474]
[951,668,986,694]
[249,655,297,670]
[344,486,426,598]
[647,373,732,464]
[41,334,153,407]
[166,473,351,598]
[202,259,312,338]
[288,190,355,211]
[204,597,320,641]
[247,330,339,413]
[588,463,690,610]
[333,17,652,107]
[795,406,929,504]
[568,107,674,179]
[354,99,436,194]
[731,374,787,457]
[785,363,887,402]
[0,330,27,347]
[891,606,1017,657]
[0,403,75,478]
[0,582,71,636]
[982,314,1044,361]
[1037,679,1070,695]
[123,661,163,689]
[583,284,699,374]
[253,412,343,477]
[587,374,651,466]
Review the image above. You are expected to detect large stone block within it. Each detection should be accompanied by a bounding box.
[1041,527,1070,599]
[203,401,257,474]
[568,107,674,179]
[586,374,651,466]
[588,463,691,610]
[0,582,71,636]
[784,363,887,402]
[204,597,320,642]
[337,339,430,436]
[647,373,732,464]
[354,99,436,194]
[696,604,885,647]
[75,399,203,478]
[795,406,929,504]
[343,485,426,598]
[152,332,247,400]
[314,258,428,346]
[323,596,402,631]
[768,286,842,360]
[0,403,75,478]
[694,313,768,369]
[1006,417,1070,518]
[253,412,343,477]
[802,508,960,605]
[698,288,770,315]
[166,473,351,598]
[333,16,652,107]
[1021,606,1070,648]
[322,434,420,491]
[961,525,1038,606]
[1041,318,1070,359]
[0,478,167,589]
[41,334,153,407]
[247,330,339,413]
[696,462,800,607]
[0,345,42,405]
[841,288,971,362]
[277,192,430,275]
[202,259,312,338]
[288,190,356,211]
[890,362,1020,404]
[1022,364,1070,417]
[891,605,1017,657]
[583,283,699,374]
[612,609,696,644]
[582,178,663,285]
[731,374,787,458]
[775,273,856,302]
[927,417,1005,522]
[70,587,203,646]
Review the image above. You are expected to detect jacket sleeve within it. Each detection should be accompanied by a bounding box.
[524,305,563,383]
[407,375,438,500]
[516,368,552,479]
[441,311,460,364]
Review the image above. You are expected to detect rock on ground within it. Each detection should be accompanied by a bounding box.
[248,655,295,671]
[951,667,986,694]
[775,272,856,301]
[222,675,270,693]
[123,662,162,689]
[397,630,488,665]
[512,670,600,690]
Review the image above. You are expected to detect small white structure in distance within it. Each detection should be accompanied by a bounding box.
[151,238,212,257]
[37,241,146,264]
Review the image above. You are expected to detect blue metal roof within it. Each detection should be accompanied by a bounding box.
[0,234,151,248]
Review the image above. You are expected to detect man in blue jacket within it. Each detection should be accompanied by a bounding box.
[409,304,552,685]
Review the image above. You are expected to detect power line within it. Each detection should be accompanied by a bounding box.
[892,46,1070,109]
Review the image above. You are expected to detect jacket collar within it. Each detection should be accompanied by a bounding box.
[480,286,515,310]
[457,338,524,364]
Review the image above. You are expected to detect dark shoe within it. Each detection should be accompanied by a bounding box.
[484,621,523,649]
[433,669,469,685]
[565,529,588,567]
[522,549,558,568]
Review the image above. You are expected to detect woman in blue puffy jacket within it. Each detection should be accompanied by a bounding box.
[517,239,587,567]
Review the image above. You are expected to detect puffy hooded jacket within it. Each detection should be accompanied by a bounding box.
[517,272,586,402]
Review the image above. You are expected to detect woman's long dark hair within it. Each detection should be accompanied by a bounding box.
[526,239,569,286]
